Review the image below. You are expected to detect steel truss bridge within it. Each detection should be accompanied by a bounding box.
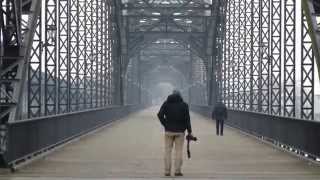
[0,0,320,172]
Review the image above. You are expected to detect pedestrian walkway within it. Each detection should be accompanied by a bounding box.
[1,107,320,179]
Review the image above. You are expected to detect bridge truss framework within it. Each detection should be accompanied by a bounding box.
[0,0,319,169]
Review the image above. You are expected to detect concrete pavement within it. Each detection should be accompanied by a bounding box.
[1,107,320,179]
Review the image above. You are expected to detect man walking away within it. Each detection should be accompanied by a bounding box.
[212,101,227,136]
[157,90,193,177]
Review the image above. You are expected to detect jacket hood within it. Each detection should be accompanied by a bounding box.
[167,93,183,103]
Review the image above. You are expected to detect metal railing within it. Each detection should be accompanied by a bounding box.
[0,105,144,169]
[191,105,320,161]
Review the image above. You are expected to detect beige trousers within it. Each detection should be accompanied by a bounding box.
[164,131,185,174]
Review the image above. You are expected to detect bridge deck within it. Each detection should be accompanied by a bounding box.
[1,107,320,180]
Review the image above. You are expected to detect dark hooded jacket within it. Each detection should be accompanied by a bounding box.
[212,102,228,121]
[315,0,320,14]
[157,94,192,133]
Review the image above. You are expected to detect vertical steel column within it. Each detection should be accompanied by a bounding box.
[232,0,240,109]
[69,0,79,111]
[217,0,227,104]
[301,11,314,120]
[101,0,105,106]
[244,0,252,111]
[223,0,230,106]
[109,4,113,105]
[138,52,141,104]
[98,0,104,107]
[227,0,235,108]
[45,0,57,115]
[58,0,70,113]
[85,0,93,109]
[91,0,98,107]
[96,0,100,107]
[28,14,42,118]
[250,0,261,112]
[107,4,112,105]
[189,50,193,104]
[78,0,86,110]
[105,3,109,105]
[284,0,296,117]
[96,0,102,107]
[103,0,108,106]
[270,0,282,115]
[237,0,245,110]
[259,0,270,113]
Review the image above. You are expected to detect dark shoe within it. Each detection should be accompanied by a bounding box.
[175,172,183,176]
[165,173,170,177]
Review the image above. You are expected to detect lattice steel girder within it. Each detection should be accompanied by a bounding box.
[284,0,296,117]
[127,32,205,53]
[174,38,207,66]
[142,49,189,56]
[223,0,231,107]
[0,0,41,123]
[249,0,261,112]
[26,0,116,116]
[141,50,190,57]
[139,57,190,76]
[0,0,22,47]
[114,0,127,55]
[270,0,282,116]
[140,42,191,62]
[123,0,211,10]
[301,12,314,120]
[57,0,69,113]
[128,17,206,33]
[124,15,211,18]
[127,35,159,58]
[0,0,40,156]
[142,65,187,83]
[302,0,320,82]
[221,0,316,120]
[27,6,42,118]
[123,7,211,16]
[143,41,188,50]
[259,0,271,114]
[140,56,190,63]
[45,0,57,115]
[208,0,224,105]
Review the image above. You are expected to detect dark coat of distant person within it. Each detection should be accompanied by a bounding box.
[212,102,228,120]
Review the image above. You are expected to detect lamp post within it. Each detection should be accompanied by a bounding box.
[48,25,56,45]
[42,25,56,50]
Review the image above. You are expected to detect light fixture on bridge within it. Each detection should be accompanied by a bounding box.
[152,18,159,21]
[173,12,182,15]
[140,19,147,23]
[186,20,192,23]
[152,12,161,15]
[43,24,57,47]
[162,1,170,5]
[174,18,182,21]
[48,25,57,44]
